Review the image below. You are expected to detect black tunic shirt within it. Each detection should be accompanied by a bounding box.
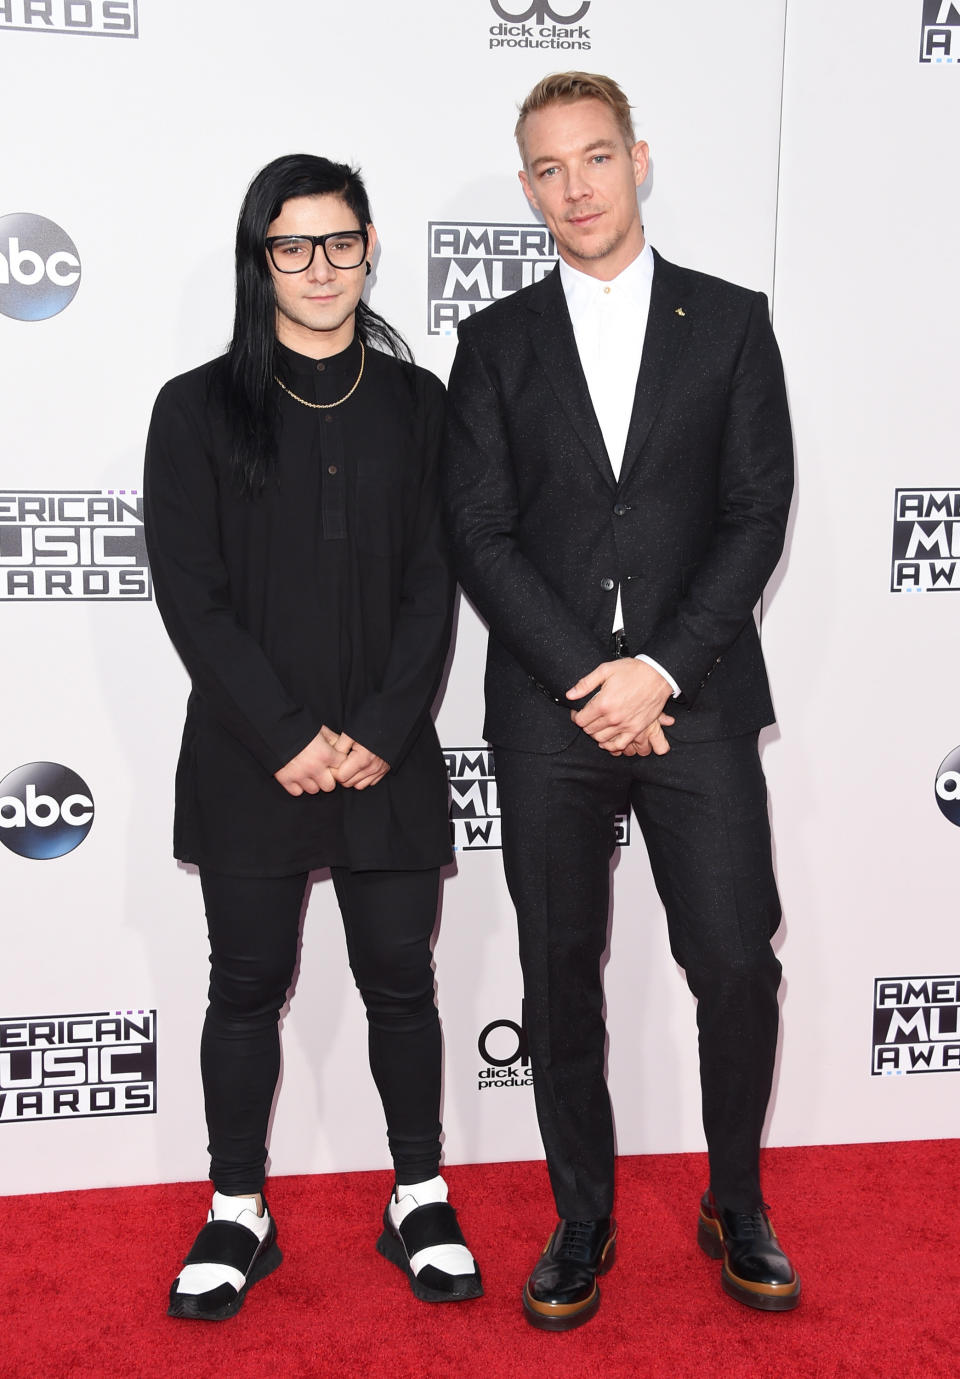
[144,337,453,876]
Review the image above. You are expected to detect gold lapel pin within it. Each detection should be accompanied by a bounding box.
[675,307,686,317]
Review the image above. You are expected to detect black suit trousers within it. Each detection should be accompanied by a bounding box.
[494,730,782,1218]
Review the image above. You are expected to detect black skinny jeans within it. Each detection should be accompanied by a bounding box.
[198,867,442,1196]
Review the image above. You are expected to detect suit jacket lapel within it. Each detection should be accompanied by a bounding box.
[524,269,616,489]
[619,250,691,487]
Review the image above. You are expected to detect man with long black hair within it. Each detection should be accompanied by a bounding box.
[145,154,481,1320]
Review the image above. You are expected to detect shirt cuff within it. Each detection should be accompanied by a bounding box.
[636,654,681,698]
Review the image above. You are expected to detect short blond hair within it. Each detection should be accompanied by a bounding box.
[515,71,635,161]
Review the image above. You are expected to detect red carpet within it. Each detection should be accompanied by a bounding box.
[3,1141,957,1379]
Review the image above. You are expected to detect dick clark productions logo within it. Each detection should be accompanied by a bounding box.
[0,762,94,860]
[478,1008,533,1090]
[0,214,81,321]
[487,0,592,50]
[490,0,588,20]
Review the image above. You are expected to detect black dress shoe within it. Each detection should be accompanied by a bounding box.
[697,1191,801,1311]
[522,1218,617,1330]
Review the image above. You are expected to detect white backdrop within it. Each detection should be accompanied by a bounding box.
[760,0,960,1145]
[1,0,956,1195]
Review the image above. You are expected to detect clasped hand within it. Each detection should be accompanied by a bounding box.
[273,726,390,796]
[566,658,675,757]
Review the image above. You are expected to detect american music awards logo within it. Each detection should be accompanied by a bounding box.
[485,0,592,52]
[444,746,630,850]
[919,0,959,63]
[0,1,138,37]
[0,1010,157,1122]
[890,489,960,592]
[445,748,501,849]
[872,978,960,1074]
[427,223,557,336]
[0,489,151,600]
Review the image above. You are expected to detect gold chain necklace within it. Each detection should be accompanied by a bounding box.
[274,339,365,410]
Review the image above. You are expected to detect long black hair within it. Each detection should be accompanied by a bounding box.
[220,153,411,495]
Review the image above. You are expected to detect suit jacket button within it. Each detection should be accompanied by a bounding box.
[613,503,629,516]
[600,577,615,591]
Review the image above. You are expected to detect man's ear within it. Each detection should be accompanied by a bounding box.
[631,140,650,189]
[518,168,539,212]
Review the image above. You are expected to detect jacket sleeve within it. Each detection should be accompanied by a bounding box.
[343,370,454,770]
[640,292,794,703]
[144,379,319,775]
[442,326,608,701]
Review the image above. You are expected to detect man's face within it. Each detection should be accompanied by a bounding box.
[518,98,648,281]
[266,193,377,357]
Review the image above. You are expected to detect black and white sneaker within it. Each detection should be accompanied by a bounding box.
[168,1191,282,1321]
[376,1176,482,1302]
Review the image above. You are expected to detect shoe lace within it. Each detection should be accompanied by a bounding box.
[555,1220,603,1261]
[727,1204,770,1239]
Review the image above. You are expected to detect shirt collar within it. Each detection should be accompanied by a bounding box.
[558,240,654,313]
[275,334,361,382]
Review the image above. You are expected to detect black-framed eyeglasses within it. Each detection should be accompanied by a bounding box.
[265,230,368,273]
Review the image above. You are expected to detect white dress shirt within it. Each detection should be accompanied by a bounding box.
[559,244,680,696]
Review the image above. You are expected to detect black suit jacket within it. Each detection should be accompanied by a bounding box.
[442,250,794,752]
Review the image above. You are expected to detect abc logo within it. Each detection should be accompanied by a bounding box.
[934,745,960,827]
[0,213,82,322]
[0,762,94,859]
